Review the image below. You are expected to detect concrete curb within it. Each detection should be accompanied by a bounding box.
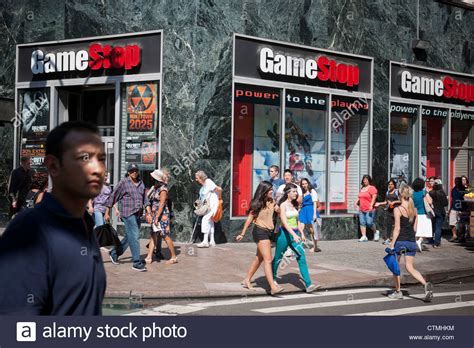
[104,267,474,300]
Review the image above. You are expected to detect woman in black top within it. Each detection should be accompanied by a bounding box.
[375,179,401,245]
[429,179,448,248]
[388,184,433,301]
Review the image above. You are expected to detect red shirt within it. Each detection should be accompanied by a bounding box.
[358,185,377,212]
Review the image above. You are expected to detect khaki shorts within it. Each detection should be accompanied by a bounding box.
[449,210,459,226]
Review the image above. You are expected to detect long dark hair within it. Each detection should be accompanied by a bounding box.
[300,178,313,194]
[248,181,273,216]
[278,183,299,210]
[454,177,464,191]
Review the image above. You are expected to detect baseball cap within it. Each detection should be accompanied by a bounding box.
[434,179,443,185]
[127,163,139,172]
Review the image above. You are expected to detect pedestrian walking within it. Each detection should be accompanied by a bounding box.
[236,181,284,295]
[105,163,147,272]
[7,156,32,217]
[412,178,433,252]
[22,175,47,210]
[355,175,379,242]
[90,172,112,227]
[429,179,448,248]
[299,178,322,252]
[195,170,222,248]
[448,177,466,242]
[145,169,177,264]
[388,184,433,302]
[375,179,401,245]
[276,169,303,204]
[268,165,284,198]
[0,121,107,314]
[272,183,320,293]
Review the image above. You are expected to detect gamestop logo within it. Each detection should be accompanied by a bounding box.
[259,47,360,87]
[31,43,141,75]
[400,70,474,103]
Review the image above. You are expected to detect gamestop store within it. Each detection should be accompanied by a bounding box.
[232,34,373,225]
[14,31,162,191]
[389,62,474,188]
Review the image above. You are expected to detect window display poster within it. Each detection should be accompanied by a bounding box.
[127,83,157,133]
[21,140,48,184]
[284,107,326,202]
[19,88,50,139]
[329,121,346,203]
[252,104,280,190]
[421,118,443,179]
[390,116,412,183]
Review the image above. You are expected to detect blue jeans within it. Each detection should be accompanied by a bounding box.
[93,211,105,227]
[432,215,445,246]
[111,213,142,266]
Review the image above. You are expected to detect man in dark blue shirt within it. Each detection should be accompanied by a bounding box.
[0,121,107,315]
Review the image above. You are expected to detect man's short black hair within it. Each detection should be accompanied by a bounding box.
[283,169,293,176]
[411,177,425,192]
[46,121,100,162]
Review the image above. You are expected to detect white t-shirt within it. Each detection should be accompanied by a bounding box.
[199,178,217,200]
[276,183,303,199]
[199,178,219,215]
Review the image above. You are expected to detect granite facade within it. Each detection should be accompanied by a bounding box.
[0,0,472,238]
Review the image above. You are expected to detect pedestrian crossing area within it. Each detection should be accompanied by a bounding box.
[124,287,474,316]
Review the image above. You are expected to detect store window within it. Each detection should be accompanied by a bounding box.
[450,110,474,186]
[421,106,448,180]
[285,90,327,211]
[120,81,160,189]
[329,96,370,214]
[232,84,281,217]
[389,103,418,184]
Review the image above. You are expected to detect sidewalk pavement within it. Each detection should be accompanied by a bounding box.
[103,238,474,299]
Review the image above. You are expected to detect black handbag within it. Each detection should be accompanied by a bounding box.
[94,224,123,255]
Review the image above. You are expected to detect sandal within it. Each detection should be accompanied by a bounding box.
[145,257,153,264]
[166,258,178,264]
[241,279,255,290]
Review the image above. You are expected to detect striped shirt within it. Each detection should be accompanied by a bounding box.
[105,176,146,218]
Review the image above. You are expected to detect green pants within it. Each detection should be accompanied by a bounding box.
[272,228,312,288]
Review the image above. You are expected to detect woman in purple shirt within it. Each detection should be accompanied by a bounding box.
[91,172,112,226]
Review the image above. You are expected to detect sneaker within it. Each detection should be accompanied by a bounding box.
[154,251,165,260]
[416,239,423,252]
[132,263,147,272]
[284,248,294,257]
[432,244,441,249]
[383,239,391,245]
[374,230,380,242]
[388,290,403,299]
[313,247,322,252]
[109,251,119,265]
[358,236,368,242]
[196,242,209,248]
[424,282,433,302]
[306,283,321,293]
[209,241,216,247]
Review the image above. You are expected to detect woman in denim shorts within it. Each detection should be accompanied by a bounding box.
[355,175,378,242]
[388,184,433,301]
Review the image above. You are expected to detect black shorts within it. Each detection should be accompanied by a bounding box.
[252,225,273,243]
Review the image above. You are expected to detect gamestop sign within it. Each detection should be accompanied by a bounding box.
[17,31,161,82]
[391,62,474,106]
[234,35,373,93]
[31,44,141,74]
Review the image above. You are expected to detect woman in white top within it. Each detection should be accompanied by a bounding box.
[195,170,222,248]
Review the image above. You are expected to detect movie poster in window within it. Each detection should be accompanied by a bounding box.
[19,89,50,139]
[127,83,157,134]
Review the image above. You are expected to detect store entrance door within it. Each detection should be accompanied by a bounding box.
[57,85,116,184]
